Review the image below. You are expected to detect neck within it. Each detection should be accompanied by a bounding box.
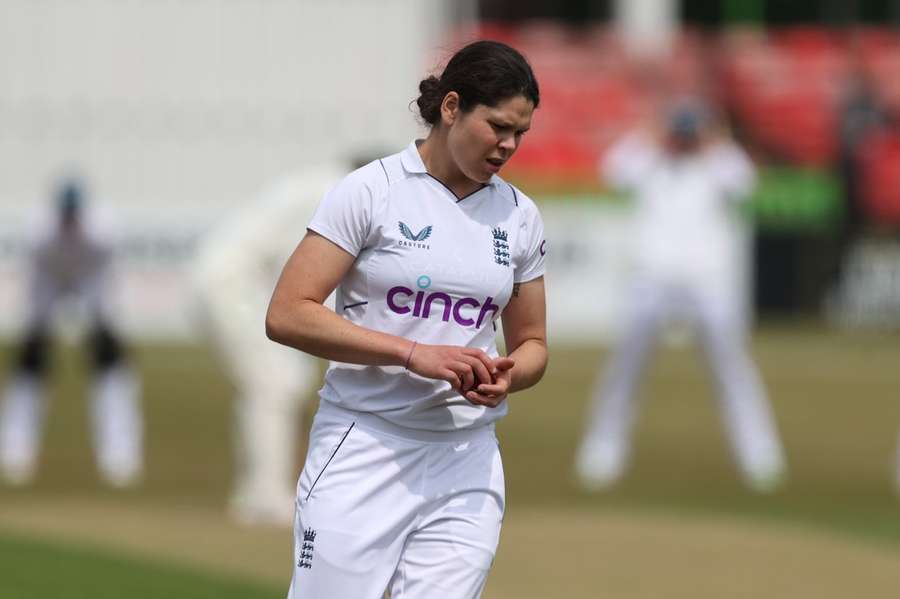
[418,131,485,199]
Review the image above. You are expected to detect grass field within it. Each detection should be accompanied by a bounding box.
[1,324,899,598]
[0,532,282,599]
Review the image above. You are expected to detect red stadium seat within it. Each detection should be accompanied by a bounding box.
[858,131,900,226]
[722,29,844,166]
[443,24,897,180]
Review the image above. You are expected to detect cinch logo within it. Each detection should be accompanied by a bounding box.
[387,275,499,329]
[398,221,432,249]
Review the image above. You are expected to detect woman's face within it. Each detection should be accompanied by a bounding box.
[445,94,534,184]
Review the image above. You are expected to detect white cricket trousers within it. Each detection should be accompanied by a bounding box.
[287,403,505,599]
[583,278,785,482]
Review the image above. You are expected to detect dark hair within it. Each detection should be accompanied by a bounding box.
[416,40,540,126]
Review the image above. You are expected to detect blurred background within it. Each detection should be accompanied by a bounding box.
[1,1,899,598]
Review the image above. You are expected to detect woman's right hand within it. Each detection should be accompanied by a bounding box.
[406,343,496,395]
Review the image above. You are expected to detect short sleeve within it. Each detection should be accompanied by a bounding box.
[514,196,546,284]
[307,171,375,257]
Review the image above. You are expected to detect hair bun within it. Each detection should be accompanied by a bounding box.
[413,41,539,129]
[416,75,443,125]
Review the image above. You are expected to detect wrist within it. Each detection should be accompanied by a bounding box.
[403,340,417,370]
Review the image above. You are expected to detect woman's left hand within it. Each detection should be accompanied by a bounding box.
[464,357,515,408]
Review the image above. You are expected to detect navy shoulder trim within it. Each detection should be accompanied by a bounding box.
[507,182,519,207]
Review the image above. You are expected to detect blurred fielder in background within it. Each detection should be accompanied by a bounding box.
[191,166,342,526]
[0,179,143,488]
[575,98,787,494]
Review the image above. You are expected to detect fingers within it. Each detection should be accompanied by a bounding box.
[418,345,512,397]
[465,390,507,408]
[439,368,462,391]
[459,354,493,387]
[453,349,496,392]
[475,372,510,397]
[475,364,511,397]
[462,348,497,379]
[449,361,475,392]
[492,357,515,372]
[474,382,507,396]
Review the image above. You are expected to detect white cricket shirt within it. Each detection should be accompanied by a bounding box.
[603,132,755,287]
[308,141,546,432]
[24,202,118,325]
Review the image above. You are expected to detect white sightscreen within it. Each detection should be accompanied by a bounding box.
[0,0,455,338]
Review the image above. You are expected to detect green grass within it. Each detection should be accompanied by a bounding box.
[0,532,281,599]
[499,325,900,547]
[0,341,238,503]
[0,324,899,597]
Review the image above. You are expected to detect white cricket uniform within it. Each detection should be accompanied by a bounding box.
[287,141,545,598]
[24,203,118,326]
[576,132,786,492]
[191,166,343,525]
[0,203,142,487]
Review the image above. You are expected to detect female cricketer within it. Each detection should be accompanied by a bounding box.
[266,40,548,598]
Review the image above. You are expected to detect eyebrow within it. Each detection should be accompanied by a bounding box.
[490,119,530,132]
